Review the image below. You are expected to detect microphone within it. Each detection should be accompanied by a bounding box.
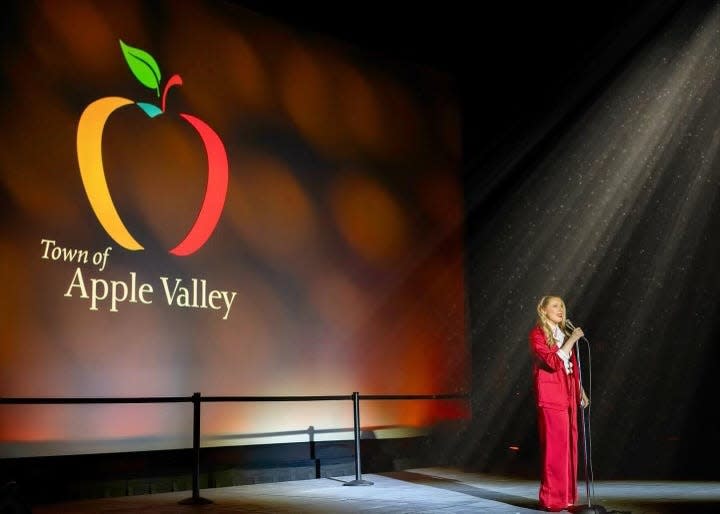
[565,319,588,342]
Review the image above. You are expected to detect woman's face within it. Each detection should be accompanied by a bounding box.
[543,297,565,325]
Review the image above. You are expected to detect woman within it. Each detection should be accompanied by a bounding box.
[529,295,589,512]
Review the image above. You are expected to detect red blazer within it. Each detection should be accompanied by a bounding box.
[529,325,581,409]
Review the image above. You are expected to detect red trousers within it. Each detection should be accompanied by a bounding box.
[538,402,578,510]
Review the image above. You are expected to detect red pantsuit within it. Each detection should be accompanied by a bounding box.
[529,325,581,511]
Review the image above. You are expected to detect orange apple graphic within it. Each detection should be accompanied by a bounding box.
[77,40,228,256]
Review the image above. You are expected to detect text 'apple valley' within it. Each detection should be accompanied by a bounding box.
[65,267,237,320]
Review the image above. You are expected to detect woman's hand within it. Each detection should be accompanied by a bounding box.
[570,327,584,342]
[580,389,590,409]
[560,326,584,355]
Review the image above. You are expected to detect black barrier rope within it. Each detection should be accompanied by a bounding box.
[0,392,469,505]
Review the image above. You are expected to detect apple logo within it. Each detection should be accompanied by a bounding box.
[76,40,229,256]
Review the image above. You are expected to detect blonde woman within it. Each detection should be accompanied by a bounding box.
[529,296,589,512]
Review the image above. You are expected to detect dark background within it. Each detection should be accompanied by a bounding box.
[236,0,720,480]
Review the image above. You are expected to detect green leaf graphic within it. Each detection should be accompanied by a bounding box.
[119,40,162,97]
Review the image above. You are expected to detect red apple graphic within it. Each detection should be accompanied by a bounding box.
[77,40,229,256]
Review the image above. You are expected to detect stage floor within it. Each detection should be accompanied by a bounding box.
[31,467,720,513]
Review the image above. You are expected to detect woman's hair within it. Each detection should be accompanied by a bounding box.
[536,295,567,348]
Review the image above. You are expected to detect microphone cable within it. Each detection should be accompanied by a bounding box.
[567,319,599,505]
[582,335,597,500]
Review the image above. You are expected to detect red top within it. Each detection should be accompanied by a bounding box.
[529,325,581,409]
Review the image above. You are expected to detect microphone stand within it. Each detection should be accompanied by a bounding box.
[573,335,606,514]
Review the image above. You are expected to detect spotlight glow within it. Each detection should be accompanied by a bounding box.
[467,2,720,475]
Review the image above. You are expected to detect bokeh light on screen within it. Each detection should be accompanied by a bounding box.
[0,0,467,457]
[225,153,318,267]
[329,172,410,267]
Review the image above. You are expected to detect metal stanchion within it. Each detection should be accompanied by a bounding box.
[179,392,212,505]
[344,391,373,486]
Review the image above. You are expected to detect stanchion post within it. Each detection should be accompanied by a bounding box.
[343,391,373,486]
[179,392,212,505]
